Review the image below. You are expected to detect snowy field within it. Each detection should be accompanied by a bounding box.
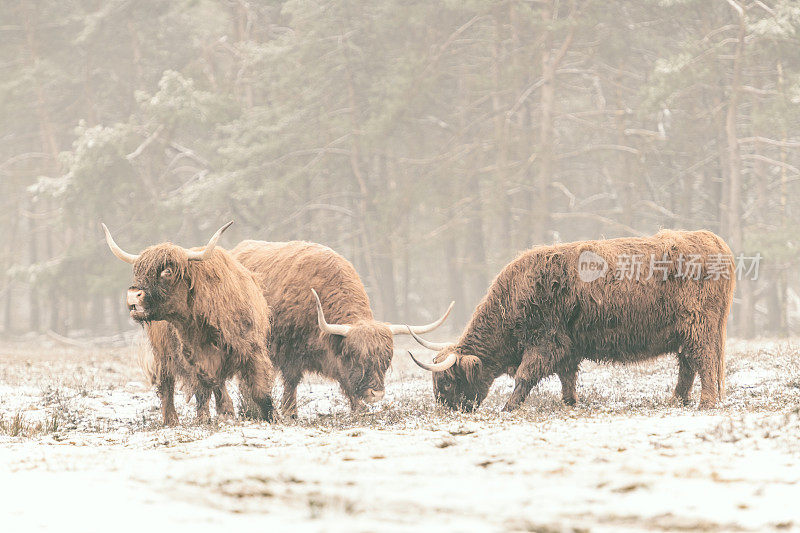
[1,335,800,532]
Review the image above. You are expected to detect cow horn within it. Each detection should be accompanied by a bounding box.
[407,327,454,351]
[388,301,455,335]
[408,350,457,372]
[186,221,234,261]
[311,288,352,337]
[101,223,139,264]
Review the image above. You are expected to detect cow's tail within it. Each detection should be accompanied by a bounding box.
[716,333,726,401]
[718,274,735,401]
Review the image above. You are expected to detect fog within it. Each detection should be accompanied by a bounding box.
[2,0,799,339]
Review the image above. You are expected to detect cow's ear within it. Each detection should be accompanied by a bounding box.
[460,355,482,382]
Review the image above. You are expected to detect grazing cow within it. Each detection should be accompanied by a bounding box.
[408,230,735,412]
[102,222,275,423]
[231,240,453,417]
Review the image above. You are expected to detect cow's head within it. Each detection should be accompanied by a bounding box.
[311,289,453,407]
[102,222,233,323]
[407,332,488,411]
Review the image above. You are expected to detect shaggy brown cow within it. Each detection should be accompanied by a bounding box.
[409,230,735,412]
[102,222,275,423]
[232,240,453,417]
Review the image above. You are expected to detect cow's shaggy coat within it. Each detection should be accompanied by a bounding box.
[142,321,235,424]
[410,230,735,411]
[232,241,395,416]
[146,240,450,419]
[105,227,276,424]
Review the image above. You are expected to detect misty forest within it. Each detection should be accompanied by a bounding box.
[2,0,800,338]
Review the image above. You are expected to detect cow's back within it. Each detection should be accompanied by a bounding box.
[231,241,374,367]
[496,230,734,362]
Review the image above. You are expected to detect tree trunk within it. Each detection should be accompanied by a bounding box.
[26,209,40,333]
[530,0,575,246]
[724,1,750,337]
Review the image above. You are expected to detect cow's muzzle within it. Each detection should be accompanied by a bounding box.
[127,289,147,319]
[363,388,385,403]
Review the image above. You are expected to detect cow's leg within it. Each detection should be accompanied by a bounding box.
[673,352,696,405]
[157,373,179,426]
[556,358,580,406]
[214,385,235,418]
[697,345,724,408]
[240,355,276,422]
[502,347,557,412]
[194,384,213,423]
[281,369,302,419]
[679,307,728,409]
[683,342,722,409]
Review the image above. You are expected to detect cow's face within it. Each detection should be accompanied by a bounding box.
[127,245,191,323]
[103,221,232,324]
[339,324,393,404]
[431,349,487,411]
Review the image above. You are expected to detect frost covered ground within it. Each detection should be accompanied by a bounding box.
[1,335,800,532]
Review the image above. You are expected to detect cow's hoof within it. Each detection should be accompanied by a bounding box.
[562,397,577,407]
[698,399,718,409]
[163,410,179,426]
[670,394,691,407]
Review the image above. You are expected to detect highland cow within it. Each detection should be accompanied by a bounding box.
[231,240,453,417]
[103,222,275,424]
[408,230,735,412]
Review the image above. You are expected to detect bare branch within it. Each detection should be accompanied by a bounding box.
[739,136,800,148]
[126,124,165,161]
[639,200,678,219]
[741,154,800,175]
[624,128,663,138]
[550,182,576,209]
[550,212,645,237]
[753,0,775,15]
[169,141,210,167]
[724,0,744,17]
[557,144,640,160]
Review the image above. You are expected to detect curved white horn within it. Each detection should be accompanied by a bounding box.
[186,221,234,261]
[408,350,457,372]
[311,288,352,337]
[388,301,455,335]
[407,327,454,351]
[101,223,139,264]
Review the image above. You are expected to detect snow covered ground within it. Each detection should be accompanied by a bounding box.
[1,336,799,532]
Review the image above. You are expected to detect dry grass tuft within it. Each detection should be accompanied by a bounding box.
[0,411,60,437]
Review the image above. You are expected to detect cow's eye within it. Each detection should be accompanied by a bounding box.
[160,267,174,279]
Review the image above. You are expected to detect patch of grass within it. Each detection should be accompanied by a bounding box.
[2,412,25,436]
[0,411,60,438]
[39,384,82,431]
